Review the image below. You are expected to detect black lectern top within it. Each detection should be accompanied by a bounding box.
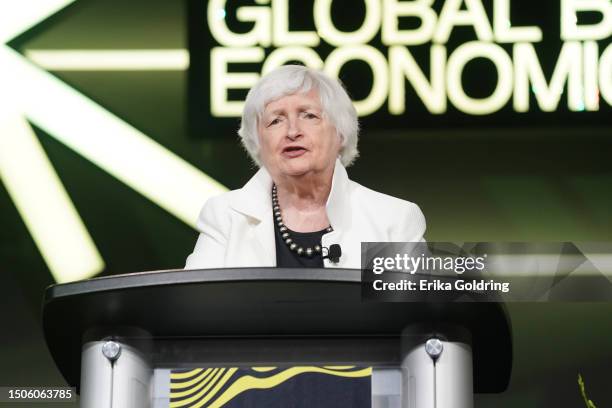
[43,268,511,392]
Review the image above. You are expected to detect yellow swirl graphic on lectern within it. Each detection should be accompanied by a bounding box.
[170,366,371,408]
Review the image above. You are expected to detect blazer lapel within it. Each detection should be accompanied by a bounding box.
[229,168,276,266]
[322,159,354,269]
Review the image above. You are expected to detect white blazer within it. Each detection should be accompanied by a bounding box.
[185,160,426,269]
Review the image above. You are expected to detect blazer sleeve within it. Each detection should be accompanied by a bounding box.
[184,196,229,269]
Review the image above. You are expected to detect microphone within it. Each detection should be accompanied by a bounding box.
[323,244,342,263]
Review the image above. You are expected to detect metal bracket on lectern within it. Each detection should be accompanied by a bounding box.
[101,341,122,362]
[401,327,473,408]
[425,338,444,361]
[80,332,153,408]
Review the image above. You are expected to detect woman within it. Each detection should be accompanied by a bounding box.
[185,65,425,269]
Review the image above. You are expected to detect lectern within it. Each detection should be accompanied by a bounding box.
[43,268,512,408]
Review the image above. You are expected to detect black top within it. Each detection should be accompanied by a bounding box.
[274,218,326,268]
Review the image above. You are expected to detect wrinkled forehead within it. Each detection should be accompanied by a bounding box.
[262,89,322,116]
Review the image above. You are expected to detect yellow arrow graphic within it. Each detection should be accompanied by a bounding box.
[0,0,227,282]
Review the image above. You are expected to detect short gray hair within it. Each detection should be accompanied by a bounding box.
[238,65,359,167]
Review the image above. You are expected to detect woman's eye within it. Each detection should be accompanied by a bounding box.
[304,112,318,119]
[268,118,280,126]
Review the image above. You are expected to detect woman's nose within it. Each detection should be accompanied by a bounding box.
[287,117,302,140]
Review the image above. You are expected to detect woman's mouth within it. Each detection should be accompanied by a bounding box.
[282,146,307,158]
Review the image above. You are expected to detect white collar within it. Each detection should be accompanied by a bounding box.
[229,158,351,230]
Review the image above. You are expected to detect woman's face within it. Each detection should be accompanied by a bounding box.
[257,89,341,180]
